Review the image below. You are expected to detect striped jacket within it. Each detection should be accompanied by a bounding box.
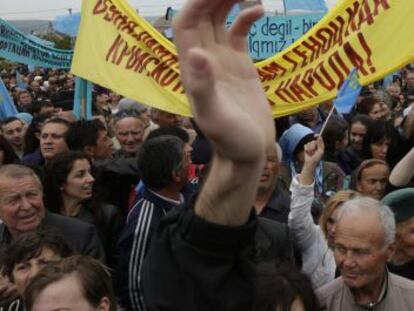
[115,185,183,311]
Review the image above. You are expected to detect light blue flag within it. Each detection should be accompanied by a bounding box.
[0,78,18,120]
[15,71,27,90]
[333,68,362,114]
[73,77,93,120]
[284,0,327,12]
[52,13,81,37]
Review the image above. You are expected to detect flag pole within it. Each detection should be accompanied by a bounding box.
[319,104,336,136]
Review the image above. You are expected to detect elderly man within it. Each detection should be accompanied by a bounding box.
[0,164,104,303]
[113,111,145,158]
[254,142,290,223]
[317,196,414,310]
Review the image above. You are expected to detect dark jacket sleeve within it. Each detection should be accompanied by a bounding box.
[142,208,257,311]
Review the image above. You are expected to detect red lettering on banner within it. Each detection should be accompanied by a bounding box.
[344,41,368,76]
[93,0,108,14]
[329,17,345,47]
[292,46,308,68]
[301,68,319,97]
[373,0,390,15]
[274,78,300,102]
[151,62,170,82]
[314,61,336,91]
[316,27,335,54]
[261,61,287,78]
[282,54,299,72]
[360,1,374,28]
[289,73,313,101]
[106,34,123,63]
[327,53,346,87]
[345,1,360,36]
[357,32,376,74]
[301,37,322,63]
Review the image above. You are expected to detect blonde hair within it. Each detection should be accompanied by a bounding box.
[319,190,359,240]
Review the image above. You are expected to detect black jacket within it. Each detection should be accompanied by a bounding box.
[0,211,105,262]
[142,208,257,311]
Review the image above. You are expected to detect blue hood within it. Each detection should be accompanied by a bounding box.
[279,124,314,163]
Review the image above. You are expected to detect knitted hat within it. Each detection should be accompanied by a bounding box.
[382,188,414,223]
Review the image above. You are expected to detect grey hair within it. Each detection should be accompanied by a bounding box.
[336,196,396,247]
[0,164,42,189]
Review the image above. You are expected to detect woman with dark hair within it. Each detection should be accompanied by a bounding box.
[321,115,349,173]
[340,114,373,174]
[0,135,20,165]
[42,151,121,267]
[361,119,399,166]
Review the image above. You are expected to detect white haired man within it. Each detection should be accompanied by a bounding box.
[317,197,414,310]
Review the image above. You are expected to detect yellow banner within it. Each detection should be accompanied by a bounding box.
[71,0,414,118]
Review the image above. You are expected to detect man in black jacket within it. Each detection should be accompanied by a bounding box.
[0,164,104,304]
[142,0,275,310]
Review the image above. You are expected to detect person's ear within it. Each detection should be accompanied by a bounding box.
[96,296,111,311]
[84,145,95,158]
[172,170,182,183]
[386,241,397,262]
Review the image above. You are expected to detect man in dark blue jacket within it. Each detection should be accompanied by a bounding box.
[115,135,189,311]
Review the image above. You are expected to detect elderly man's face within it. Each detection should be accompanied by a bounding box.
[0,176,45,237]
[333,211,393,292]
[258,146,279,194]
[115,117,145,155]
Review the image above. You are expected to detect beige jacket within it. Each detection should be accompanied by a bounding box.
[317,272,414,310]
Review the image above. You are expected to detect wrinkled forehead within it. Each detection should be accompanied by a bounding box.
[0,174,42,194]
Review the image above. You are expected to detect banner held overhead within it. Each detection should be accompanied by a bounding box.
[72,0,414,118]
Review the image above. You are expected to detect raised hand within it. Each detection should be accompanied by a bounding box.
[173,0,274,162]
[303,136,325,168]
[299,136,324,185]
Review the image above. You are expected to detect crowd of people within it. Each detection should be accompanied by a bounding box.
[1,0,414,310]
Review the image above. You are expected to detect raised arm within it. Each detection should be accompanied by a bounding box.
[389,146,414,187]
[173,0,275,226]
[289,136,324,249]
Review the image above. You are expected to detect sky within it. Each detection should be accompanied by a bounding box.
[0,0,338,20]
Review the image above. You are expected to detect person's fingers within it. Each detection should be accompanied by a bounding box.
[228,5,264,52]
[212,0,241,43]
[185,48,217,116]
[173,0,220,75]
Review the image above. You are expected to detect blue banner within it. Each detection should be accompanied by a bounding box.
[226,13,324,60]
[53,13,81,37]
[284,0,327,12]
[0,78,18,120]
[0,18,73,68]
[73,77,93,120]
